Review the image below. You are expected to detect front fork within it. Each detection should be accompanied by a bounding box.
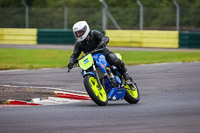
[92,63,102,90]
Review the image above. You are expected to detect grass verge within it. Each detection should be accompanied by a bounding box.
[0,48,200,70]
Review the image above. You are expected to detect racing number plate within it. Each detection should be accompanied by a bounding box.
[79,54,93,70]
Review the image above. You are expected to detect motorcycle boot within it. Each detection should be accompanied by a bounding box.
[105,52,131,81]
[123,72,131,81]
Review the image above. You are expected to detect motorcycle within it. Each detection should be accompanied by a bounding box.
[68,48,140,106]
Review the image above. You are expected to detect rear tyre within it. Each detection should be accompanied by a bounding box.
[124,82,140,104]
[84,75,108,106]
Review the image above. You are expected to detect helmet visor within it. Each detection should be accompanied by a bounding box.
[75,30,85,37]
[74,26,87,38]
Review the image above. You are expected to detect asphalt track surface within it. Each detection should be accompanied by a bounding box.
[1,44,200,52]
[0,62,200,133]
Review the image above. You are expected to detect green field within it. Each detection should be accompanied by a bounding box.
[0,48,200,70]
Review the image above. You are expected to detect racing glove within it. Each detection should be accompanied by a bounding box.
[67,63,73,70]
[97,43,107,49]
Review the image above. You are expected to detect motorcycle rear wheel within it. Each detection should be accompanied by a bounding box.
[84,75,108,106]
[124,83,140,104]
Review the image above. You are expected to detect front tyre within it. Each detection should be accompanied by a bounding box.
[84,75,108,106]
[124,83,140,104]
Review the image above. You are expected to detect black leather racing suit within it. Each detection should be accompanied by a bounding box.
[68,30,127,75]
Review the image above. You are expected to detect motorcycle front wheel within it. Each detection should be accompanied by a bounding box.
[84,75,108,106]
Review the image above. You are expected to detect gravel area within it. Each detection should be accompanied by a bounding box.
[0,86,54,103]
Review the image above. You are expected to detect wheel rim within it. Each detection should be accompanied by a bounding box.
[125,84,138,99]
[89,77,107,102]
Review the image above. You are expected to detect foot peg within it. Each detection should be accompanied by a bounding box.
[125,81,134,85]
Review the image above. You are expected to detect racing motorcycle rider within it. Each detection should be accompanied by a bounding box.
[67,21,131,82]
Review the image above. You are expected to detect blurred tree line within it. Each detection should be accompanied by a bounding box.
[0,0,199,30]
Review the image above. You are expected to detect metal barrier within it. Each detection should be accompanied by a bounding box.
[106,30,179,48]
[0,28,37,45]
[38,29,75,45]
[1,28,199,49]
[179,32,200,48]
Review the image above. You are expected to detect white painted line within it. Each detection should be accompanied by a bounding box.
[39,68,55,70]
[32,97,81,105]
[48,97,81,103]
[0,68,57,73]
[54,91,89,96]
[137,61,200,67]
[0,69,28,73]
[137,62,182,66]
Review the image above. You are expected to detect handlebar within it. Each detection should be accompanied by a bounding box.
[67,59,78,73]
[67,47,106,73]
[89,47,106,55]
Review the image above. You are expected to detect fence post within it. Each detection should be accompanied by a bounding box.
[62,0,68,29]
[22,0,29,28]
[136,0,143,30]
[64,5,68,29]
[102,7,107,31]
[99,0,121,30]
[173,0,180,31]
[99,0,107,30]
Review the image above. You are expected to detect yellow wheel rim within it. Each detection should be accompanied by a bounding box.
[89,77,107,102]
[125,84,138,98]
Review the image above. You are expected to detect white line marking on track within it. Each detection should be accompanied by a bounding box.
[137,62,182,66]
[0,69,28,73]
[32,97,81,105]
[0,68,58,73]
[137,61,200,67]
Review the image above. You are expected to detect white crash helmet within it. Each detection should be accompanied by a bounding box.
[72,21,90,42]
